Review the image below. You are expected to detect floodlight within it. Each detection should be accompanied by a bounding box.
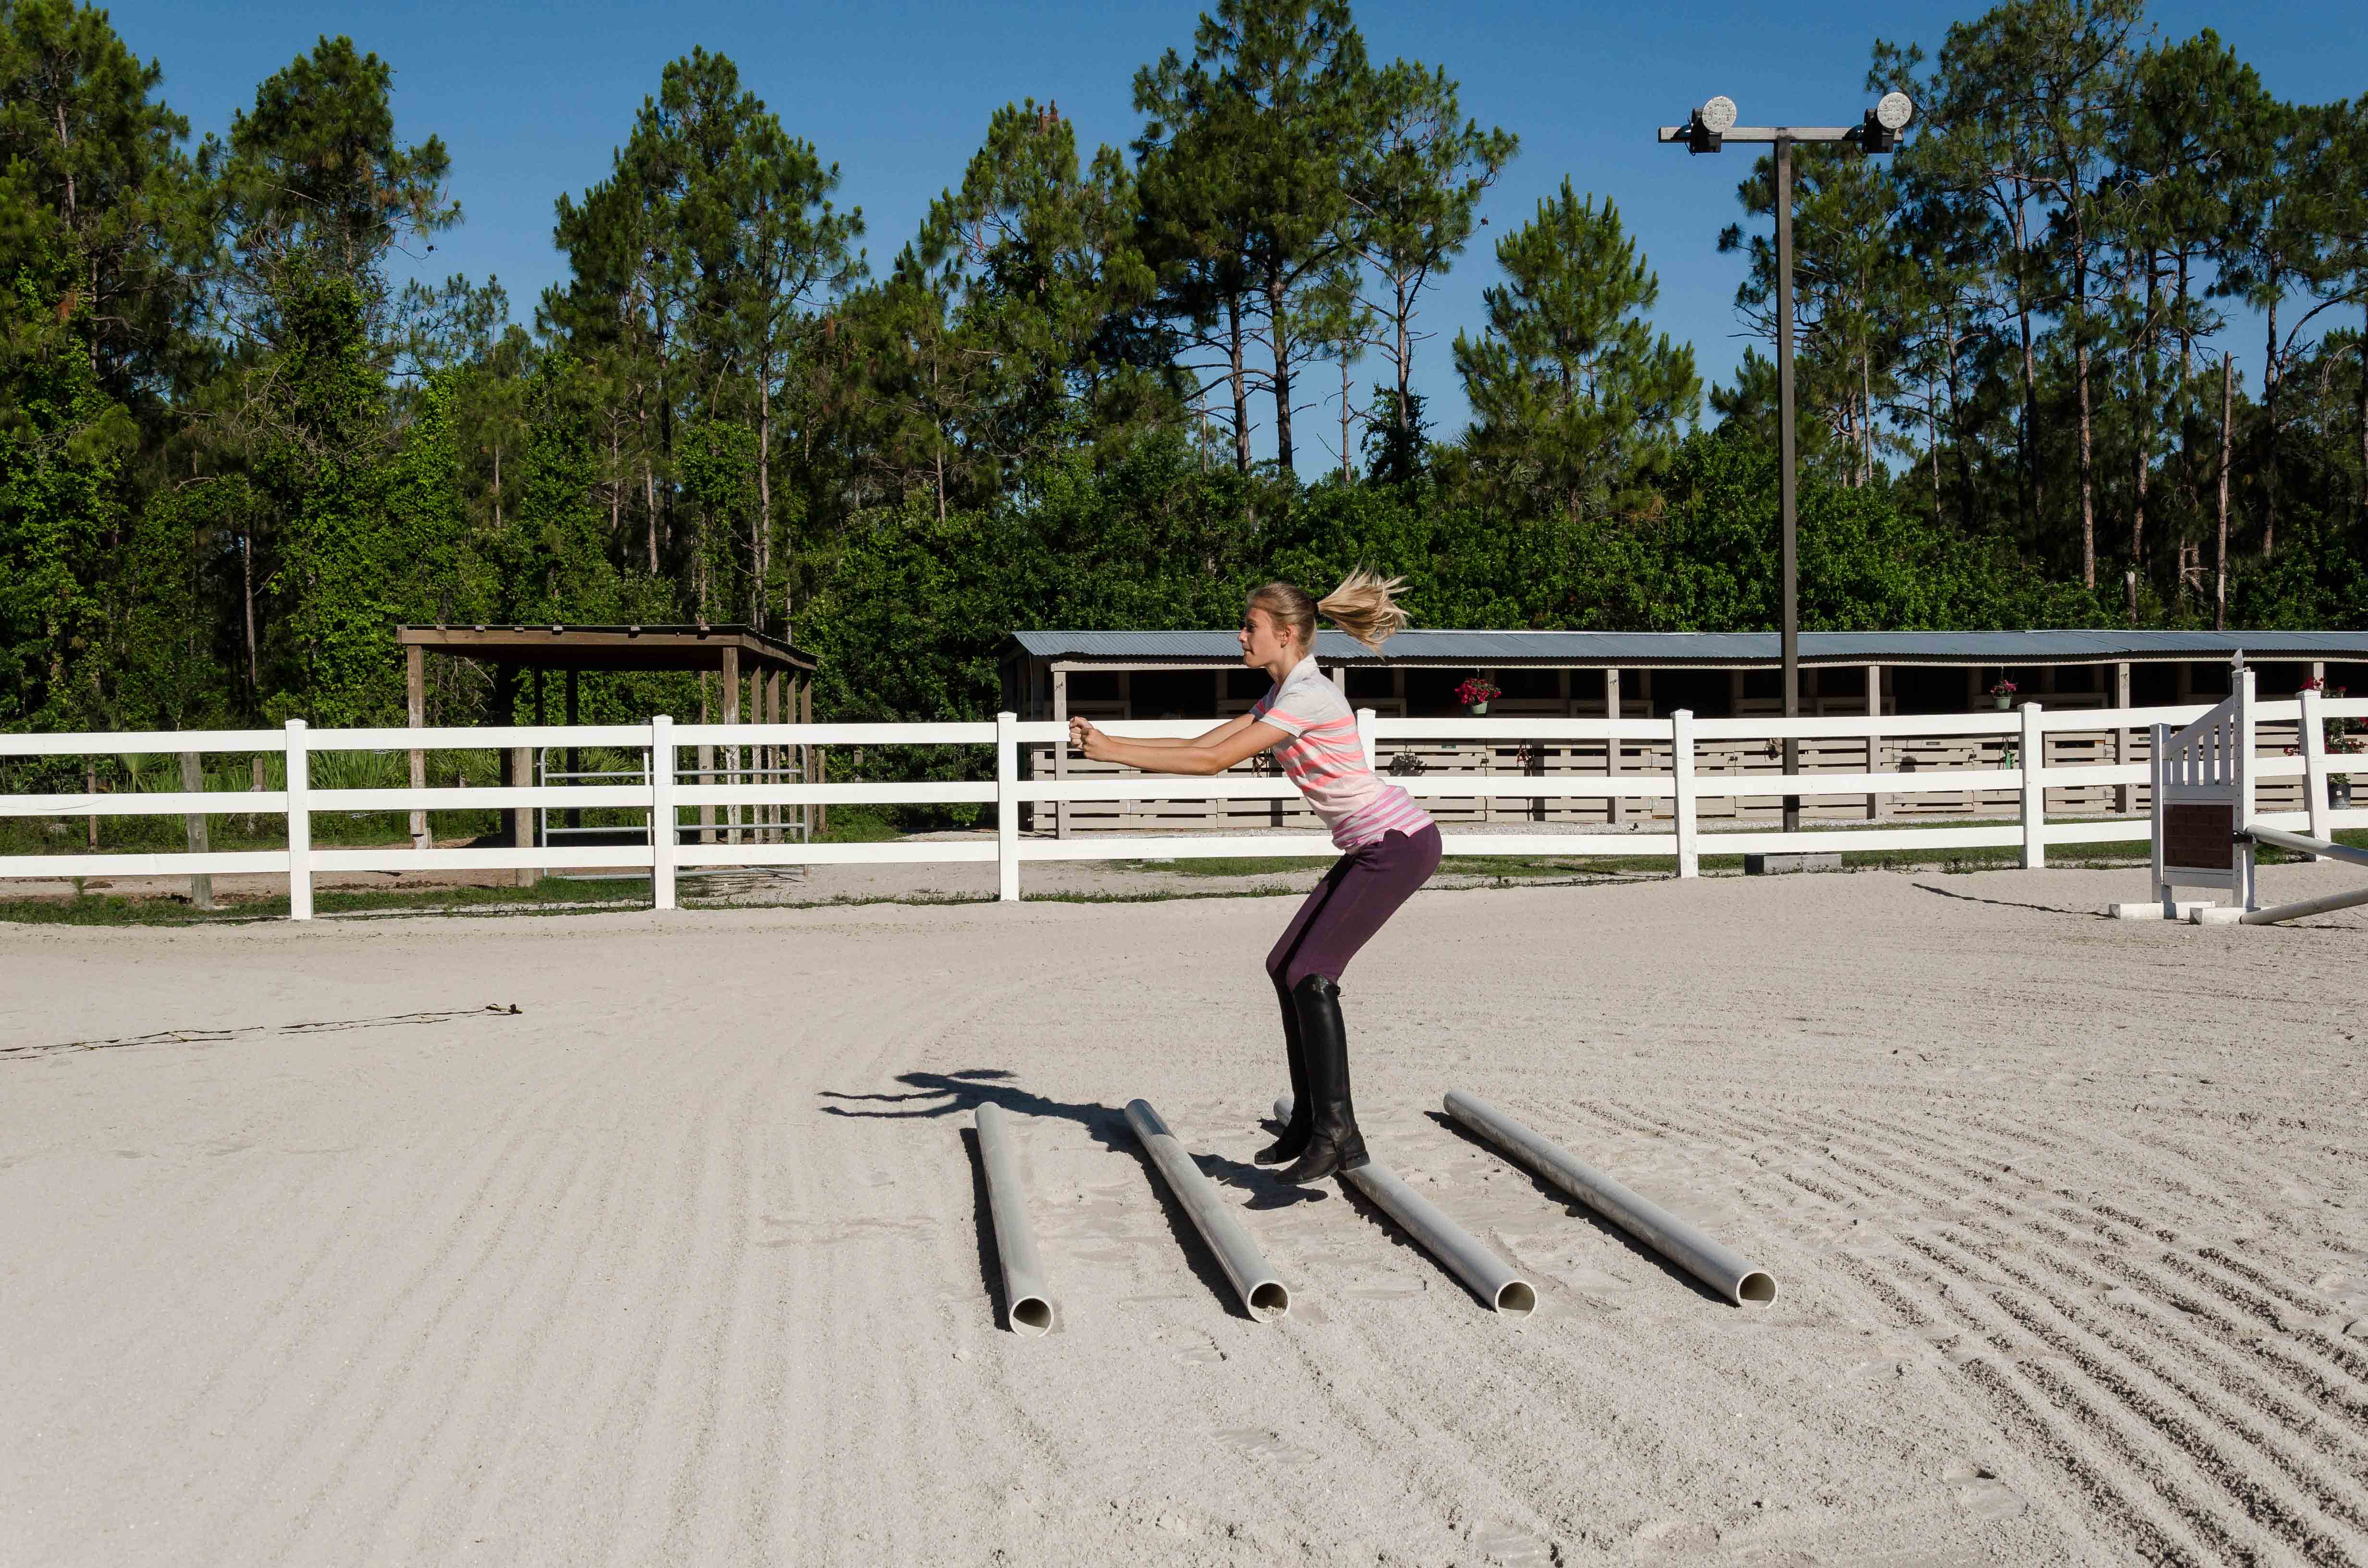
[1700,96,1739,135]
[1875,92,1915,132]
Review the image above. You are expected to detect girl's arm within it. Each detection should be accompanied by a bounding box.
[1067,710,1261,753]
[1075,714,1287,777]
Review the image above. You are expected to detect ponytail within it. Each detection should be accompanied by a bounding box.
[1315,567,1410,652]
[1247,567,1412,655]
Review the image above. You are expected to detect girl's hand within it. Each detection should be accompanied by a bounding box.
[1068,716,1101,750]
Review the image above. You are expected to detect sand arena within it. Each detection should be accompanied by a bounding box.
[4,861,2366,1564]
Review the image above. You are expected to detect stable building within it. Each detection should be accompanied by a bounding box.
[999,628,2368,836]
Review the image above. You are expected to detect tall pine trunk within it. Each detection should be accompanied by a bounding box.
[2261,297,2279,558]
[2066,203,2094,589]
[1265,264,1295,478]
[1226,298,1250,475]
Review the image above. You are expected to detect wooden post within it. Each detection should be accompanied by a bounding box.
[698,671,715,845]
[1865,663,1882,821]
[800,674,822,840]
[1604,669,1623,826]
[180,751,213,911]
[2020,701,2046,869]
[721,646,741,846]
[407,643,429,850]
[1051,666,1070,841]
[564,667,582,833]
[2114,661,2133,814]
[85,760,98,850]
[512,741,536,887]
[996,711,1019,902]
[1673,710,1699,877]
[764,670,782,843]
[2300,682,2331,853]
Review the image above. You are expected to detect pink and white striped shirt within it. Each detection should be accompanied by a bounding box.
[1250,656,1435,851]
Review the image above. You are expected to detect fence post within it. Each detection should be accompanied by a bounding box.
[650,715,678,910]
[997,711,1020,903]
[2300,683,2330,854]
[2149,722,2171,912]
[1357,707,1378,773]
[285,720,312,921]
[179,750,213,911]
[2019,701,2045,870]
[1672,709,1698,878]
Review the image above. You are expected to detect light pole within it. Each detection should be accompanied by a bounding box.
[1660,91,1914,832]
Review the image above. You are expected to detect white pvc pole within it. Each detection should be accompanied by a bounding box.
[1444,1090,1776,1308]
[1125,1099,1289,1320]
[974,1104,1052,1335]
[1274,1095,1534,1316]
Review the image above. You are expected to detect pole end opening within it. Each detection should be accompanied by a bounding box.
[1494,1280,1538,1317]
[1736,1272,1778,1305]
[1249,1282,1291,1318]
[1009,1297,1053,1336]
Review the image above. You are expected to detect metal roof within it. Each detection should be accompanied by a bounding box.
[397,623,815,672]
[1007,628,2368,668]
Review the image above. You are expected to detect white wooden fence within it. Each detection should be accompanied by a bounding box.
[3,698,2362,918]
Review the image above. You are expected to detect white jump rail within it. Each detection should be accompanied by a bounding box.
[5,695,2362,919]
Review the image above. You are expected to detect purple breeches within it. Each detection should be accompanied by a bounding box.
[1264,824,1443,994]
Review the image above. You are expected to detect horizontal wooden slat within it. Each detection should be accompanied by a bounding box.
[0,851,288,877]
[673,722,992,746]
[308,724,652,752]
[0,792,289,818]
[0,729,281,757]
[674,782,995,806]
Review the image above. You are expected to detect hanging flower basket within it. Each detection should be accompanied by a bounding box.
[1988,678,2018,711]
[1455,675,1501,716]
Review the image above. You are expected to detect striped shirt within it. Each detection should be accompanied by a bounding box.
[1250,656,1435,851]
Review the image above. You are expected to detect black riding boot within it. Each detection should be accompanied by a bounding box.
[1255,985,1312,1165]
[1277,974,1369,1184]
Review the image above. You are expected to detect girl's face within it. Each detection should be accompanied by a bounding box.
[1239,604,1300,669]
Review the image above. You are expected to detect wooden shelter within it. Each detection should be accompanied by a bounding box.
[396,624,820,873]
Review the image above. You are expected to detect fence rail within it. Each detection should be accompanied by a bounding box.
[4,698,2363,918]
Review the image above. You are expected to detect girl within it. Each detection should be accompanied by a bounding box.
[1069,570,1441,1183]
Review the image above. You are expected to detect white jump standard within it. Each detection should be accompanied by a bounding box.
[1275,1095,1537,1317]
[973,1104,1053,1336]
[1125,1099,1291,1320]
[1444,1091,1776,1308]
[2111,663,2368,926]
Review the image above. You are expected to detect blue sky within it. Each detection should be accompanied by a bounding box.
[111,0,2367,454]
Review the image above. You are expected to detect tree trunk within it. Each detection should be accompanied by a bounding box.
[1394,264,1414,437]
[240,532,259,697]
[1226,298,1250,476]
[756,367,772,632]
[2131,263,2155,627]
[2358,310,2367,532]
[2217,355,2233,632]
[2261,294,2279,558]
[1338,354,1354,482]
[1266,266,1295,477]
[2010,201,2041,532]
[2074,294,2093,589]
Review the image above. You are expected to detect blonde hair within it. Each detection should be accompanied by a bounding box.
[1247,568,1411,655]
